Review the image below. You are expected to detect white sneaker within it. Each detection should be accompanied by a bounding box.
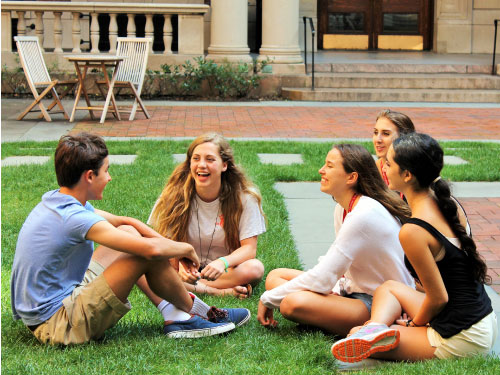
[331,324,399,363]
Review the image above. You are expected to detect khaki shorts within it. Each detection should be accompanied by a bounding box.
[32,260,131,345]
[427,311,498,359]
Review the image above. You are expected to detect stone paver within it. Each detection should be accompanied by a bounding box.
[444,155,468,165]
[173,153,186,163]
[257,153,303,165]
[1,155,137,167]
[1,156,50,167]
[450,182,500,198]
[108,155,137,165]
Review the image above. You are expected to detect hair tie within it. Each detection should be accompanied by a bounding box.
[432,176,441,184]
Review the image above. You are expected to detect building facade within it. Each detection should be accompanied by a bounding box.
[2,0,500,73]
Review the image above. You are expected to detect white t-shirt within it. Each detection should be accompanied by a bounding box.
[260,196,414,310]
[149,192,266,268]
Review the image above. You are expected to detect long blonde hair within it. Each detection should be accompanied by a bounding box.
[150,133,263,251]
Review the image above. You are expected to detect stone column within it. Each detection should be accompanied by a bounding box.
[207,0,252,63]
[258,0,304,72]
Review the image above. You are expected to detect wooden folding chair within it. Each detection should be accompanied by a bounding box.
[97,37,152,121]
[14,36,77,122]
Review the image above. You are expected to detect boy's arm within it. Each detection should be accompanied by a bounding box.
[94,209,162,239]
[86,220,199,266]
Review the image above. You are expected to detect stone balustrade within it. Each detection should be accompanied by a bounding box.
[1,1,209,55]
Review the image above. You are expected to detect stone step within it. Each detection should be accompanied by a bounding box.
[306,62,492,74]
[281,87,500,103]
[281,73,500,90]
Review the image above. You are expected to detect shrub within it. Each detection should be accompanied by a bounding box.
[160,57,266,99]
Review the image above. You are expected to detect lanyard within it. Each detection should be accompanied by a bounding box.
[380,159,405,200]
[380,159,390,185]
[342,193,359,223]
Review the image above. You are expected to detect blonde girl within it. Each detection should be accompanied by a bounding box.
[148,133,266,299]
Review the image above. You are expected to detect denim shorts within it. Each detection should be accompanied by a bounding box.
[346,292,373,314]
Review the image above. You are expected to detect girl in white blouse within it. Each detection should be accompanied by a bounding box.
[258,143,414,336]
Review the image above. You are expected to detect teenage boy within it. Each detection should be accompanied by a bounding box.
[11,133,249,345]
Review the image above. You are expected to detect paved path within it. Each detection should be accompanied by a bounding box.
[70,105,500,140]
[2,99,500,142]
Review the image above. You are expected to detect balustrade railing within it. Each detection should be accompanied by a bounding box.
[1,1,209,55]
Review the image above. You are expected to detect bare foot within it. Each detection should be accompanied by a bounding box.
[222,285,251,299]
[190,282,252,299]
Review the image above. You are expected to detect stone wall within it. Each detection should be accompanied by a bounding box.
[435,0,500,53]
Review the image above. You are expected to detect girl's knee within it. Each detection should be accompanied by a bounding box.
[234,259,264,285]
[280,293,308,319]
[379,279,401,292]
[265,268,288,289]
[374,280,407,301]
[244,259,265,282]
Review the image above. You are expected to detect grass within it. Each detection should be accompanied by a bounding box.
[2,139,500,375]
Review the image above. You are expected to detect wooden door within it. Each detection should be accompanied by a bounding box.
[318,0,432,50]
[319,0,373,49]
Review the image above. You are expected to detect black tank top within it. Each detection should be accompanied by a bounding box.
[404,218,492,338]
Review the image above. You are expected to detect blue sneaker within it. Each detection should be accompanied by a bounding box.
[207,306,251,327]
[163,315,235,338]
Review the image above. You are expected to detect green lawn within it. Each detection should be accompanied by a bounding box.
[2,139,500,374]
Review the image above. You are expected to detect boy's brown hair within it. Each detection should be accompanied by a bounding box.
[54,132,108,188]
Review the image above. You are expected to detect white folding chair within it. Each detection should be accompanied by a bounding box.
[97,37,152,121]
[14,36,77,122]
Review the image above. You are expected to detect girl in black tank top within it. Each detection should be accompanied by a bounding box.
[331,133,494,363]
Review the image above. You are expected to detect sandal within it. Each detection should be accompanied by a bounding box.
[244,284,253,298]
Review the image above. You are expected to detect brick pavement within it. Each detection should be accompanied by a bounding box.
[462,198,500,293]
[71,106,500,139]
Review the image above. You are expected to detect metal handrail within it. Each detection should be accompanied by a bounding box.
[303,16,315,90]
[493,20,500,75]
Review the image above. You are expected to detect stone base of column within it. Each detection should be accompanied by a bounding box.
[257,46,304,74]
[259,63,305,74]
[206,45,253,63]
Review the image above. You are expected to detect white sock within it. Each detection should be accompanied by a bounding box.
[188,292,210,318]
[157,300,191,322]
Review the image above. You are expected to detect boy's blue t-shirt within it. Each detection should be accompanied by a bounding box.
[11,189,106,326]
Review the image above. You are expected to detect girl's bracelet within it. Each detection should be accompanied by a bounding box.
[406,319,424,327]
[219,257,229,272]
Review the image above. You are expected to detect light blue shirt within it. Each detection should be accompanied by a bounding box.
[11,190,105,325]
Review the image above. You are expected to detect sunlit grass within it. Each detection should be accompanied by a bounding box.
[2,139,499,374]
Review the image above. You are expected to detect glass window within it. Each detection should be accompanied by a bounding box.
[328,13,364,33]
[383,13,419,34]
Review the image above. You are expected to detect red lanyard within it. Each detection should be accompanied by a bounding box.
[380,159,404,200]
[380,159,390,185]
[343,193,359,222]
